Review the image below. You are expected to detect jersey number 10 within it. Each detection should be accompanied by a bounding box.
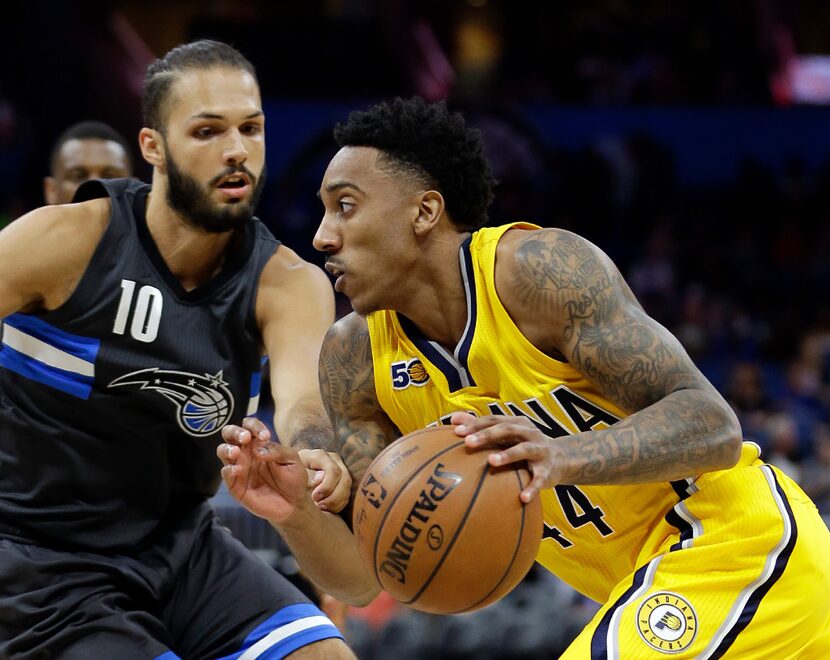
[113,279,163,343]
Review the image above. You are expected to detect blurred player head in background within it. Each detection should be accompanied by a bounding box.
[44,120,133,205]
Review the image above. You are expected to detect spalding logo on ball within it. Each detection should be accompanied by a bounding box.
[353,425,542,615]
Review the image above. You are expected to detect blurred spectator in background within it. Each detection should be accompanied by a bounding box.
[726,361,774,445]
[801,423,830,522]
[43,120,133,205]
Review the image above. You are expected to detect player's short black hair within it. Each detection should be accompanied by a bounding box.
[50,120,132,174]
[333,97,496,231]
[143,39,257,132]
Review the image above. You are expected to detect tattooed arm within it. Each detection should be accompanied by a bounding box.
[318,312,402,508]
[458,227,741,499]
[216,312,397,604]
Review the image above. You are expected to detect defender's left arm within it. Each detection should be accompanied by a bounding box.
[460,228,741,497]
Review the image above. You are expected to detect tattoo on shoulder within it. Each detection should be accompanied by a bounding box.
[318,317,399,488]
[513,230,701,412]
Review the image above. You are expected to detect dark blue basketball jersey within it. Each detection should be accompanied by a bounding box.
[0,178,279,550]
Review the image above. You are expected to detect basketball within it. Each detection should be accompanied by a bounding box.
[352,425,543,615]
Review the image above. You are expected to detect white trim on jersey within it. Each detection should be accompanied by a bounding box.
[2,324,95,377]
[246,393,260,415]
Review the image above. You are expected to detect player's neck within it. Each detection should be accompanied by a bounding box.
[145,191,236,292]
[394,234,470,350]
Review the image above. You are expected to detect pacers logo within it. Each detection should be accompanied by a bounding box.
[391,358,430,390]
[637,592,697,654]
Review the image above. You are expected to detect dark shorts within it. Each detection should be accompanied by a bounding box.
[0,503,342,659]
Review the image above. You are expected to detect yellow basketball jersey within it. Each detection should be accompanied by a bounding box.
[366,223,760,604]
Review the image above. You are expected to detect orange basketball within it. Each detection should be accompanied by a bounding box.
[352,425,542,614]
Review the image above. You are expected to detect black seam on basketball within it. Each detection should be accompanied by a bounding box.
[370,440,467,584]
[451,464,531,614]
[403,461,491,606]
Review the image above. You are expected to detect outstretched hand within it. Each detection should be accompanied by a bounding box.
[451,411,569,503]
[220,417,352,514]
[218,418,311,524]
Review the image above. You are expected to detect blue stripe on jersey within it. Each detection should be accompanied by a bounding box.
[394,237,480,393]
[590,561,652,658]
[153,653,181,660]
[0,343,94,399]
[669,479,692,500]
[246,368,263,415]
[665,506,695,552]
[218,603,342,659]
[397,315,467,391]
[705,467,798,659]
[455,236,477,375]
[249,370,262,398]
[4,313,100,363]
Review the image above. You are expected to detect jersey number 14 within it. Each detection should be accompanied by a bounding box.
[544,485,614,548]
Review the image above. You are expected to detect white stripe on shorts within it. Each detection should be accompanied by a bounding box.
[238,615,335,659]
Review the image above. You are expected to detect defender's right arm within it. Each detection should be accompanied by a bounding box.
[218,312,400,604]
[0,200,110,318]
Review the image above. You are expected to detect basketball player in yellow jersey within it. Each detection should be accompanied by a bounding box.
[217,97,830,658]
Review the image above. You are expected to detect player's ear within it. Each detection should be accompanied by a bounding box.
[413,190,445,237]
[43,176,58,205]
[139,128,166,171]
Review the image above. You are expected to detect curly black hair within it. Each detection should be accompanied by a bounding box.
[333,97,496,231]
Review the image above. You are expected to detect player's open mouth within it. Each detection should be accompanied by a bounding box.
[216,174,252,200]
[324,262,346,292]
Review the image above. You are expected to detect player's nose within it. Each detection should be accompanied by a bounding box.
[223,129,248,166]
[313,215,340,253]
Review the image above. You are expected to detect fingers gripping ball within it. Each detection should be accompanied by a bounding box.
[352,425,543,614]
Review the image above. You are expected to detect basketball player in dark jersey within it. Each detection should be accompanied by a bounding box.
[220,98,830,657]
[0,41,356,659]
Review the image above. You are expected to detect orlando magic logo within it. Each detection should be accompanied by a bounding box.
[109,368,235,437]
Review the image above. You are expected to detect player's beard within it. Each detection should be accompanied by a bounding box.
[165,152,266,233]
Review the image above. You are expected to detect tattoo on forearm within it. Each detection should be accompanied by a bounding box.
[318,317,399,494]
[567,391,737,484]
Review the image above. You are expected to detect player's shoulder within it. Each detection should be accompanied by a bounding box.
[11,198,111,239]
[495,225,610,292]
[497,225,595,259]
[258,243,331,294]
[0,199,113,313]
[2,199,112,266]
[328,311,369,340]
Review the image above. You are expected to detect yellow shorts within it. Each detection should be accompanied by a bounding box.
[562,463,830,658]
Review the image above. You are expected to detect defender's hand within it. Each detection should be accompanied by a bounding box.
[218,419,310,523]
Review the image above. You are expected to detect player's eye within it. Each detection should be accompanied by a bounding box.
[66,169,89,182]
